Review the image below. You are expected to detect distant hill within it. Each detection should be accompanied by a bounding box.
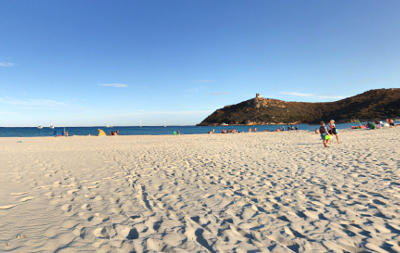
[198,88,400,126]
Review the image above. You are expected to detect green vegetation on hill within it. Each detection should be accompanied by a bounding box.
[198,89,400,125]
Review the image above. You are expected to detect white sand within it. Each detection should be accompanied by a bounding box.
[0,128,399,252]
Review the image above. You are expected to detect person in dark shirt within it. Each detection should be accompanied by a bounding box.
[329,119,340,144]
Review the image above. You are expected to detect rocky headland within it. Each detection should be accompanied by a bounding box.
[198,88,400,126]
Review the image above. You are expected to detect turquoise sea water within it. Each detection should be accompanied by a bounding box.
[0,123,362,137]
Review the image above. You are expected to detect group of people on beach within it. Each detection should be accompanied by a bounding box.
[351,118,398,129]
[209,125,300,134]
[318,120,340,147]
[110,130,119,136]
[376,118,396,127]
[276,125,299,131]
[210,128,239,134]
[210,127,266,134]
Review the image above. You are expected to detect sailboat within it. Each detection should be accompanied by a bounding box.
[139,120,143,128]
[163,121,167,128]
[105,124,112,128]
[49,124,55,129]
[37,125,43,129]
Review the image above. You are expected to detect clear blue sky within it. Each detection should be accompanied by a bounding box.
[1,0,399,126]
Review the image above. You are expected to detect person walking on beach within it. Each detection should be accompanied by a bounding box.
[329,119,340,144]
[319,121,330,147]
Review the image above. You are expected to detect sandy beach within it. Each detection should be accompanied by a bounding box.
[0,128,399,252]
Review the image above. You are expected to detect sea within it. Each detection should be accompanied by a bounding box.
[0,123,364,137]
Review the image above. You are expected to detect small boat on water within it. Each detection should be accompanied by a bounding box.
[221,122,229,126]
[106,124,112,128]
[49,125,54,129]
[37,125,43,129]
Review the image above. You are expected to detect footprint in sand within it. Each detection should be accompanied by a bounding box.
[73,226,87,239]
[89,213,110,225]
[117,226,139,240]
[61,204,72,212]
[81,203,92,211]
[372,199,386,206]
[93,226,117,239]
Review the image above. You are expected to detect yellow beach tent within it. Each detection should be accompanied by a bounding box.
[98,129,107,136]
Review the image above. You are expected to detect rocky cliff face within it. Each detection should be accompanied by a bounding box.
[198,88,400,126]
